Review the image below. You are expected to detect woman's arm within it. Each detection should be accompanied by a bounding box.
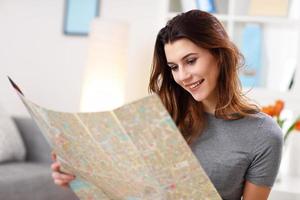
[242,181,271,200]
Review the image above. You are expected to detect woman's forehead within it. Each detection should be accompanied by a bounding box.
[164,39,206,61]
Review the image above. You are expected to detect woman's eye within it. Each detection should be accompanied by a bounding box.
[186,58,196,65]
[170,65,178,71]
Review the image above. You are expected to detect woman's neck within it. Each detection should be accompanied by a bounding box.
[202,91,218,114]
[202,101,216,114]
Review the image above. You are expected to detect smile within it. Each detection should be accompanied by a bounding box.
[186,79,205,89]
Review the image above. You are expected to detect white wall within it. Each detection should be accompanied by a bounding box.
[99,0,167,103]
[0,0,89,116]
[0,0,168,116]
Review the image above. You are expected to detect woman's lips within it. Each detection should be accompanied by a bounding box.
[186,79,205,90]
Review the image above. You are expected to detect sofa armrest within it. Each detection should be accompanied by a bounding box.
[12,117,52,163]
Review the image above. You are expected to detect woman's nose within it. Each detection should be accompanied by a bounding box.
[178,68,192,82]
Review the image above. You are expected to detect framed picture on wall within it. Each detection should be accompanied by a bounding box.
[63,0,100,36]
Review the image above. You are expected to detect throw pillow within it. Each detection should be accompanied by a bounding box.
[0,109,26,163]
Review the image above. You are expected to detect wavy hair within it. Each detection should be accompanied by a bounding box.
[149,10,259,145]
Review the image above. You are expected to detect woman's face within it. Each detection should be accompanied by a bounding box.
[164,38,220,104]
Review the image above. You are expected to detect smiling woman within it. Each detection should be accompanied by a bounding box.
[164,39,219,109]
[149,10,283,200]
[50,9,283,200]
[149,10,260,144]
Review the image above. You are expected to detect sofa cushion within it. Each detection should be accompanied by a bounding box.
[0,110,26,163]
[13,117,52,163]
[0,162,78,200]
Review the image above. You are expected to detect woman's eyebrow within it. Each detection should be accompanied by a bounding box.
[167,52,198,65]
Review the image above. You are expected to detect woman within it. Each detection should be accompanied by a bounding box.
[51,10,283,200]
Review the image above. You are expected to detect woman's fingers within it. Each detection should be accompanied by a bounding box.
[52,170,75,187]
[50,153,76,188]
[51,160,76,188]
[51,162,75,178]
[51,161,60,171]
[51,151,57,161]
[53,178,71,187]
[52,171,75,181]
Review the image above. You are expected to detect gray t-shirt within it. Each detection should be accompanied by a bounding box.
[191,112,283,200]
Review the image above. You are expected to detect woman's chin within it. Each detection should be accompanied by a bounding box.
[190,92,205,102]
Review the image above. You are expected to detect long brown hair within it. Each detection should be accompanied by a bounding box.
[149,10,259,145]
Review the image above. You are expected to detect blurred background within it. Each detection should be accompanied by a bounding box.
[0,0,299,114]
[0,0,300,199]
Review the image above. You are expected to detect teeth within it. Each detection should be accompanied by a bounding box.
[189,79,204,89]
[190,81,200,88]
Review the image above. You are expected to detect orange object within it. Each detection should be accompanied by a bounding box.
[295,120,300,131]
[261,105,275,117]
[274,100,284,117]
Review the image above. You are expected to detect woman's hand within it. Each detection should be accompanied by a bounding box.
[51,152,75,188]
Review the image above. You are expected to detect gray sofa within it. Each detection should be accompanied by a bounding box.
[0,117,78,200]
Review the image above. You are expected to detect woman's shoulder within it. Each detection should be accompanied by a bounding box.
[243,112,283,188]
[245,112,283,144]
[247,112,280,129]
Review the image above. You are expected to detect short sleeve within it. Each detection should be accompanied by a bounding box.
[245,115,283,187]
